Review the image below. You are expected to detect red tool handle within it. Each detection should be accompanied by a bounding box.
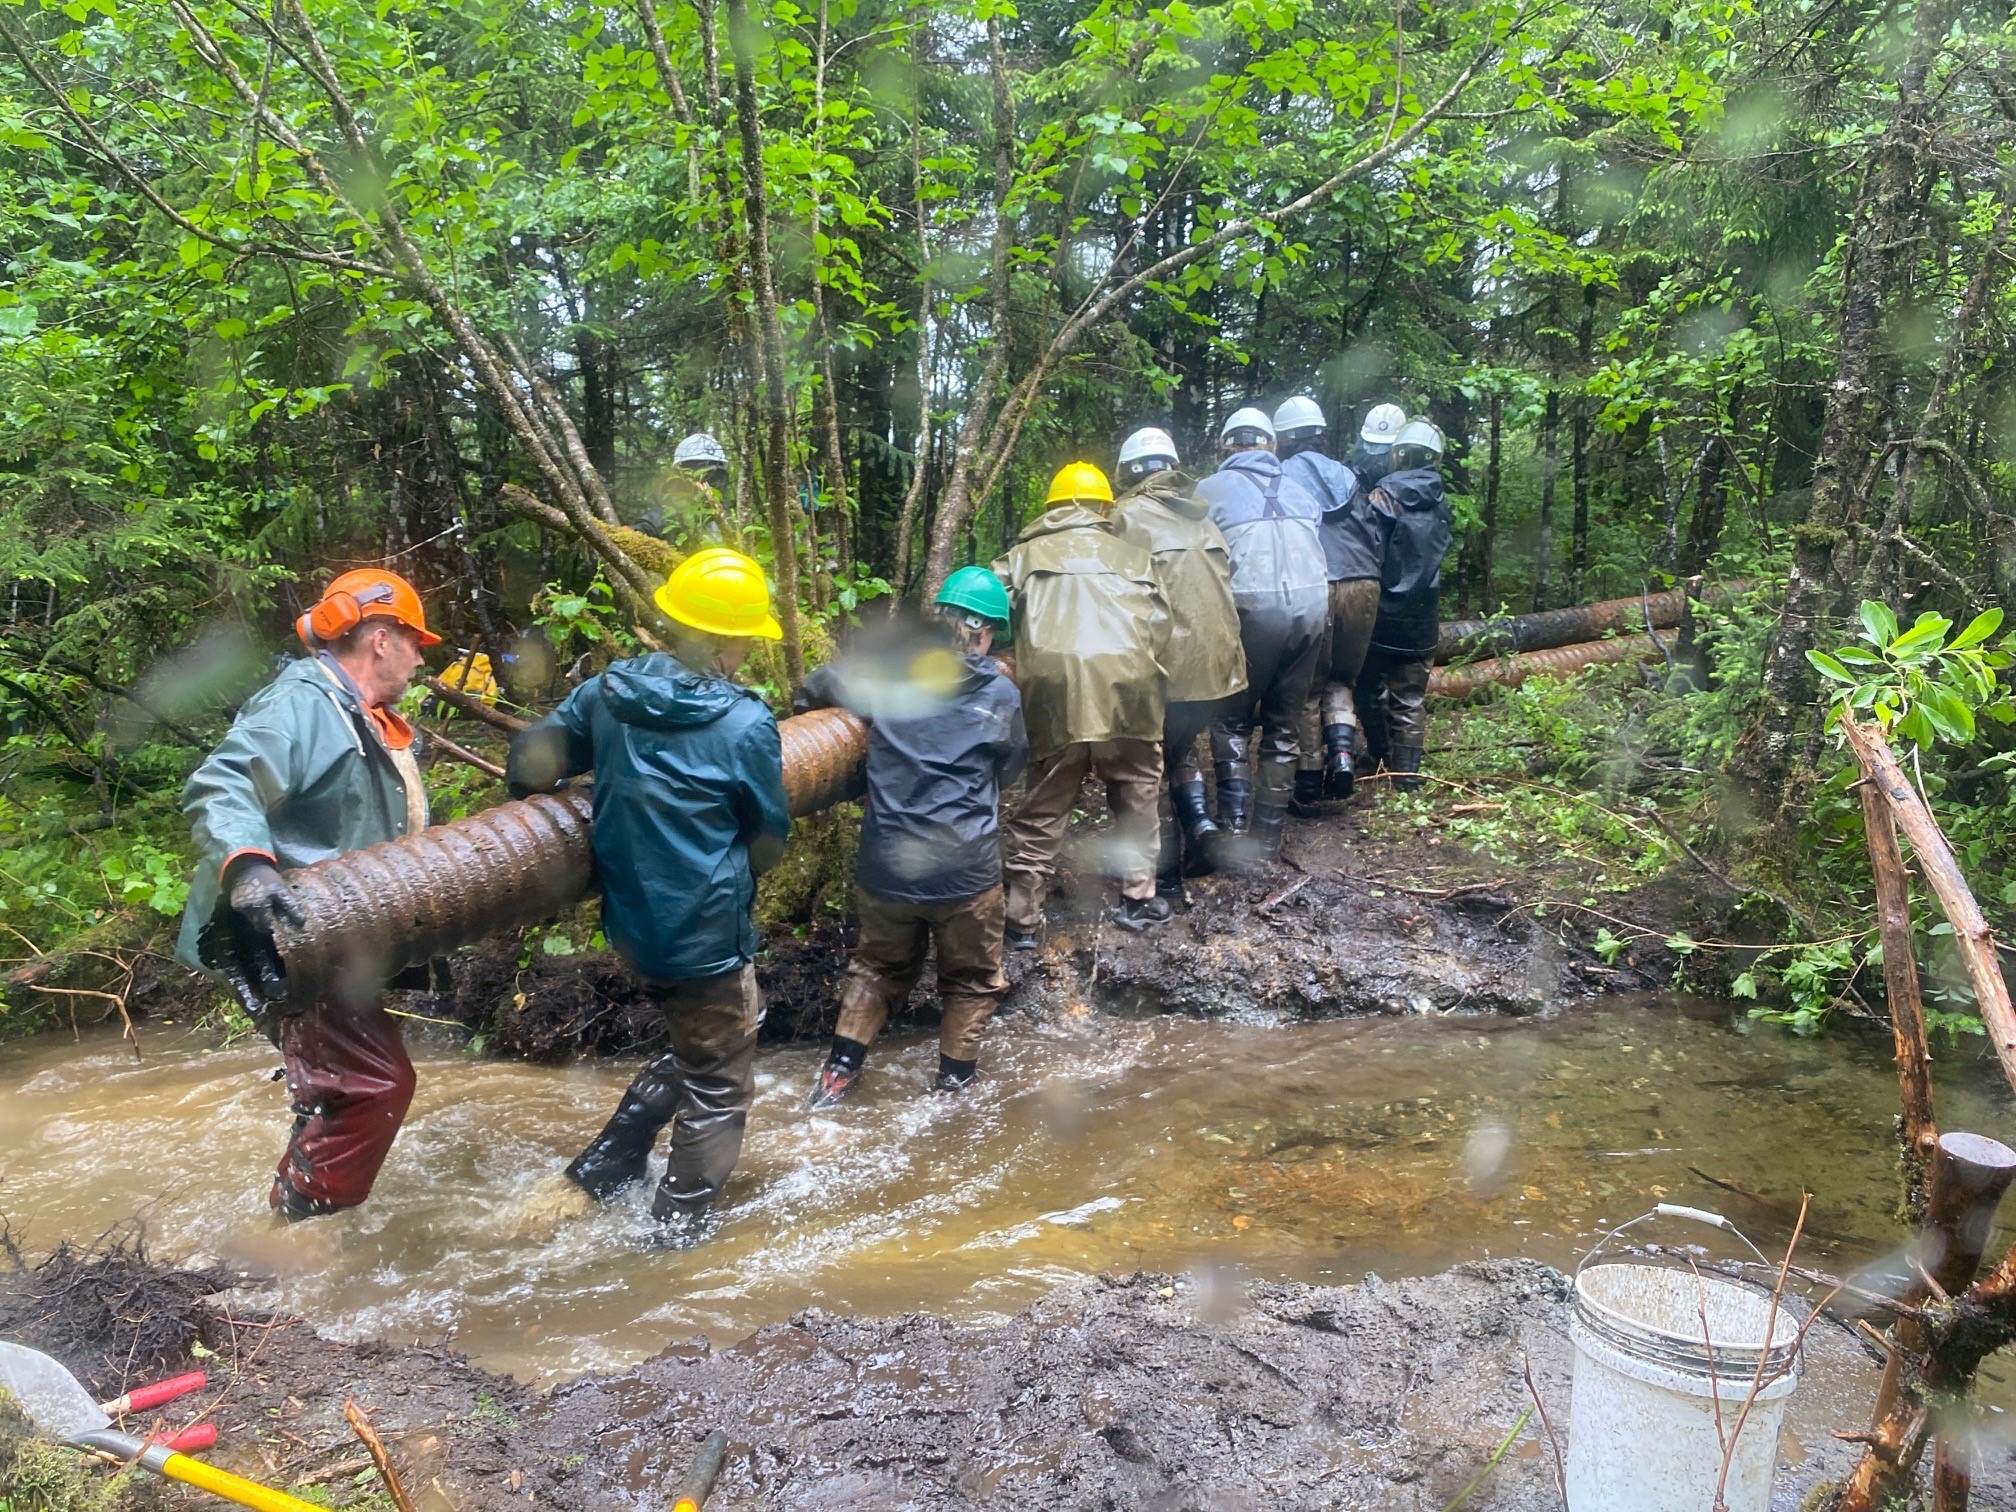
[155,1423,218,1453]
[102,1371,207,1417]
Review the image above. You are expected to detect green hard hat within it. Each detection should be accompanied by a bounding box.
[935,565,1012,634]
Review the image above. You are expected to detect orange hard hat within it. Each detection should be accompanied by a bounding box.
[299,568,442,648]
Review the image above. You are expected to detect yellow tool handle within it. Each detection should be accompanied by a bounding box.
[159,1452,327,1512]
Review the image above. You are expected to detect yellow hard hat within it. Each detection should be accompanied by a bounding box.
[653,548,784,641]
[1046,461,1114,507]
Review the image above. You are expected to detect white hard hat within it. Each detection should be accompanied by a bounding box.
[1118,426,1179,467]
[1360,403,1407,445]
[1394,418,1445,455]
[1272,395,1325,434]
[1221,406,1275,441]
[673,432,727,468]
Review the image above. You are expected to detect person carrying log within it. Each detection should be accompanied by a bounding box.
[1354,421,1453,794]
[994,462,1173,944]
[1108,426,1248,899]
[177,569,441,1220]
[799,569,1027,1108]
[1196,407,1329,867]
[1274,396,1382,805]
[507,548,791,1249]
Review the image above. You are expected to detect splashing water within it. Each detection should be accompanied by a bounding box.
[2,996,2007,1386]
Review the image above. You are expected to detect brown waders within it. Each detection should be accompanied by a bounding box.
[564,963,762,1223]
[835,885,1009,1064]
[1296,577,1381,802]
[1004,738,1163,932]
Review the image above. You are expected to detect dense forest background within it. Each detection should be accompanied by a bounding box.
[2,0,2014,1034]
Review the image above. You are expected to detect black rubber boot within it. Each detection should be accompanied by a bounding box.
[1323,724,1356,800]
[1389,745,1425,795]
[1156,809,1184,898]
[1208,768,1254,874]
[934,1055,978,1093]
[1114,894,1174,932]
[565,1056,681,1199]
[1172,778,1219,877]
[1250,804,1287,860]
[1289,769,1324,819]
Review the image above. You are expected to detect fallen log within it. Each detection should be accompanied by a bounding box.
[1426,633,1659,699]
[1435,579,1747,663]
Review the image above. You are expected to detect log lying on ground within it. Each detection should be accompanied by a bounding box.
[1426,633,1660,699]
[1435,579,1747,663]
[273,706,866,1005]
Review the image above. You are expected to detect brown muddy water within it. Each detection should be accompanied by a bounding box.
[3,996,2011,1390]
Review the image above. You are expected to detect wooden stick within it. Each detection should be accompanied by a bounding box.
[343,1399,419,1512]
[1840,712,2016,1098]
[1859,780,1939,1167]
[421,676,528,734]
[417,724,506,781]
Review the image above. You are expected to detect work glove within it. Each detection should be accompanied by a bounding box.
[228,860,305,943]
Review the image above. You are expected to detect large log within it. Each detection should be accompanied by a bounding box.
[1435,579,1747,663]
[1425,633,1659,699]
[272,706,866,1004]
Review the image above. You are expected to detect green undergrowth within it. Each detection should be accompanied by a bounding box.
[1400,591,2016,1038]
[0,1391,146,1512]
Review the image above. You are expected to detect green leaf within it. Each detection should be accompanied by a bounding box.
[1731,971,1757,999]
[1859,600,1899,647]
[1806,650,1855,685]
[1950,608,2004,650]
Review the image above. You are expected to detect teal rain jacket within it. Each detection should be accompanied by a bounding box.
[176,656,421,971]
[518,653,790,983]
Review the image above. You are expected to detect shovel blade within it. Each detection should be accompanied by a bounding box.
[0,1340,112,1439]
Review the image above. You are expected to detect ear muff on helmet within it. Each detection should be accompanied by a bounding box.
[298,581,398,647]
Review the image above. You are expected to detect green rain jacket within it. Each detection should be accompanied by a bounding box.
[175,656,422,971]
[993,504,1171,761]
[1109,472,1248,707]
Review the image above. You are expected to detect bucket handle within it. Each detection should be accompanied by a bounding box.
[1576,1202,1772,1277]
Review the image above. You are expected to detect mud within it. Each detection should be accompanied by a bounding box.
[4,1238,1982,1511]
[456,795,1678,1062]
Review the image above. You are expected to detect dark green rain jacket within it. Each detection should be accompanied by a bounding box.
[516,653,790,982]
[176,656,421,971]
[993,504,1171,761]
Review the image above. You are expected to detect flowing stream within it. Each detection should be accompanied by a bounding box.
[4,995,2012,1388]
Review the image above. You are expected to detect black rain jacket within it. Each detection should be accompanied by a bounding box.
[795,647,1027,904]
[1369,468,1454,658]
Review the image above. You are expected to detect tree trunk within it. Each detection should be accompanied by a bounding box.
[724,0,804,685]
[1569,283,1596,600]
[1479,393,1503,610]
[1532,388,1560,612]
[917,15,1015,598]
[1741,0,1952,792]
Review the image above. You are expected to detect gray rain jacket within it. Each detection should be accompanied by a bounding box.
[1195,450,1328,615]
[1284,451,1381,583]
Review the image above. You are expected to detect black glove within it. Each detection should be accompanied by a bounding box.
[228,860,305,941]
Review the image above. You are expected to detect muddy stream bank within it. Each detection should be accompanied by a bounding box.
[6,814,2016,1507]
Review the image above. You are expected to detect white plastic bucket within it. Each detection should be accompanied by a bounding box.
[1565,1207,1803,1512]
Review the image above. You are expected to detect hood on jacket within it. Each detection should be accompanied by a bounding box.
[1218,449,1284,483]
[1377,468,1447,513]
[1017,502,1117,542]
[1119,469,1207,519]
[603,653,748,731]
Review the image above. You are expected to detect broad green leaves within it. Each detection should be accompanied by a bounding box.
[1808,601,2014,750]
